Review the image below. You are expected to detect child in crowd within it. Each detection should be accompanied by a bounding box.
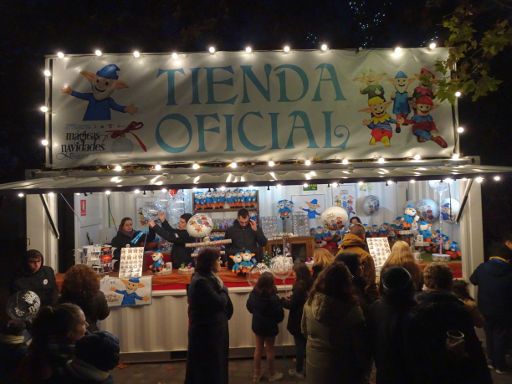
[247,272,285,383]
[281,263,313,379]
[12,249,58,307]
[311,248,334,281]
[452,279,485,328]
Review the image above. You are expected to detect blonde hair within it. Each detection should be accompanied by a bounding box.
[382,240,423,290]
[313,248,335,268]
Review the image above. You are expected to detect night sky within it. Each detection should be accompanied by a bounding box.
[0,0,511,246]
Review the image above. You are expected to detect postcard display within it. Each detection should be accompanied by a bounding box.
[366,237,392,274]
[118,247,145,279]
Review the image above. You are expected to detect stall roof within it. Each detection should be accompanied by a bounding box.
[0,157,510,194]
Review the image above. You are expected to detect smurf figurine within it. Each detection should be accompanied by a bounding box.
[277,200,294,220]
[447,241,462,260]
[240,250,256,274]
[149,251,164,273]
[401,205,419,230]
[418,221,433,242]
[229,254,243,275]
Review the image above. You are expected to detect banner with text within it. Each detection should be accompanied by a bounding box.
[48,48,454,168]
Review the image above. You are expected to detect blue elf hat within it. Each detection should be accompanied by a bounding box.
[128,277,140,284]
[310,199,318,204]
[96,64,120,80]
[395,71,407,79]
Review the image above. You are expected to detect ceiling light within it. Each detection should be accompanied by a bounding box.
[304,159,312,166]
[245,46,252,53]
[113,165,123,172]
[94,49,102,56]
[192,163,200,170]
[133,50,141,58]
[105,190,111,195]
[493,175,501,181]
[413,154,421,161]
[268,160,275,167]
[40,106,49,113]
[428,42,437,50]
[320,43,328,51]
[457,126,465,134]
[154,164,162,171]
[17,193,24,198]
[475,176,484,183]
[283,45,291,53]
[229,162,238,169]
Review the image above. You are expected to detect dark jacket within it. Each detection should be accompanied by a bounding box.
[110,227,155,260]
[224,220,267,262]
[58,291,110,332]
[50,360,114,384]
[368,296,416,384]
[0,335,28,383]
[406,291,492,384]
[281,281,309,336]
[12,265,58,307]
[469,256,512,325]
[185,272,233,384]
[151,220,194,267]
[246,290,284,337]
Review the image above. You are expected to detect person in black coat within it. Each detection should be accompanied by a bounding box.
[367,267,416,384]
[469,234,512,374]
[247,272,285,383]
[225,208,267,265]
[281,262,312,379]
[406,263,492,384]
[185,248,233,384]
[12,249,58,307]
[110,217,156,265]
[148,212,194,268]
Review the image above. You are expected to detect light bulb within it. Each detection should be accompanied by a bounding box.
[105,190,111,195]
[161,188,167,193]
[192,163,200,170]
[451,153,460,160]
[43,69,51,77]
[377,157,385,164]
[40,106,49,113]
[410,179,416,184]
[94,49,103,56]
[113,165,123,172]
[475,176,484,183]
[245,46,252,53]
[134,189,141,194]
[41,139,49,146]
[171,52,179,60]
[268,160,275,167]
[303,183,309,188]
[455,91,462,98]
[358,181,364,186]
[229,162,238,169]
[457,126,465,134]
[342,159,349,165]
[283,45,290,53]
[57,51,65,59]
[494,175,501,181]
[429,42,437,50]
[304,160,312,166]
[320,43,328,51]
[154,164,162,171]
[220,186,226,191]
[17,193,24,198]
[133,50,141,58]
[208,46,216,54]
[413,154,421,161]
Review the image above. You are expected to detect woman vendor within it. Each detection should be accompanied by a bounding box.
[111,217,156,266]
[148,212,194,267]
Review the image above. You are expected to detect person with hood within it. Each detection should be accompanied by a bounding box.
[407,263,492,384]
[247,272,285,383]
[301,261,369,384]
[110,217,155,266]
[12,249,58,307]
[470,231,512,375]
[336,224,378,301]
[225,208,267,266]
[148,211,194,267]
[367,267,416,384]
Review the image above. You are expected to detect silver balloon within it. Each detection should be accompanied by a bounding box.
[362,195,380,215]
[7,290,41,321]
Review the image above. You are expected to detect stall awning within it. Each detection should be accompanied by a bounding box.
[0,157,511,194]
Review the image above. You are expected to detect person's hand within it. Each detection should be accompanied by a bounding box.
[148,220,156,228]
[249,220,257,231]
[158,211,166,222]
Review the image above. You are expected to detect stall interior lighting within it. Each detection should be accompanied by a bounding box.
[57,51,65,58]
[268,160,275,167]
[493,175,501,181]
[475,176,484,183]
[304,160,312,166]
[154,164,162,171]
[105,190,111,195]
[113,165,123,172]
[455,91,462,98]
[43,69,51,77]
[413,154,421,161]
[94,49,103,56]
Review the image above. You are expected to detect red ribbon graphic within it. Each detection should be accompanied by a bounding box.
[106,121,147,152]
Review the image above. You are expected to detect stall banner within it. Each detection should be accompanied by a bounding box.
[48,48,454,168]
[101,275,152,307]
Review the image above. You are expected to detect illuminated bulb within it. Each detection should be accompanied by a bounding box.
[245,46,252,53]
[220,186,226,191]
[320,43,328,51]
[171,52,179,60]
[413,154,421,161]
[208,46,216,54]
[229,162,238,169]
[451,153,460,160]
[457,126,465,134]
[134,189,141,194]
[113,165,123,172]
[455,91,462,98]
[358,181,364,186]
[154,164,162,171]
[161,188,167,193]
[410,179,416,184]
[249,185,254,188]
[444,178,454,184]
[57,51,65,59]
[283,45,291,53]
[429,42,437,50]
[41,139,49,146]
[304,159,312,166]
[48,192,54,197]
[94,49,102,56]
[277,183,282,188]
[475,176,484,183]
[17,193,24,198]
[40,106,49,113]
[393,46,402,56]
[387,180,394,185]
[494,175,501,181]
[303,183,309,188]
[105,190,111,195]
[43,69,51,77]
[192,163,200,170]
[377,157,385,164]
[75,193,80,196]
[268,160,275,167]
[331,182,338,187]
[342,158,349,165]
[133,50,141,58]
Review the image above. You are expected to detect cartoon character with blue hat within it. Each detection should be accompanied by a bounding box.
[389,70,414,133]
[302,199,321,219]
[62,64,138,121]
[111,277,149,306]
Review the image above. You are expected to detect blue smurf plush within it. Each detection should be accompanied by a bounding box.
[418,221,433,242]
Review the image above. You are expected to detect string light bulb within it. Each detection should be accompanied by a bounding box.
[320,43,328,51]
[161,188,167,193]
[476,176,484,183]
[268,160,275,167]
[57,51,65,59]
[154,164,162,171]
[455,91,462,98]
[342,158,349,165]
[43,69,51,77]
[304,159,312,166]
[134,189,141,194]
[245,46,252,53]
[377,157,385,164]
[208,46,216,54]
[40,106,49,113]
[17,193,24,198]
[41,139,49,146]
[133,50,141,58]
[410,179,416,184]
[451,153,460,160]
[94,49,103,56]
[113,165,123,172]
[428,42,437,50]
[192,163,200,170]
[457,126,465,133]
[303,183,309,188]
[283,45,291,53]
[494,175,501,181]
[105,190,111,195]
[171,52,179,60]
[413,154,422,161]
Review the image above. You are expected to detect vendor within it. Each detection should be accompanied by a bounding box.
[110,217,155,264]
[148,212,194,267]
[12,249,58,307]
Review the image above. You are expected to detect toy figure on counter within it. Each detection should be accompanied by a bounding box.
[446,241,462,260]
[418,221,433,242]
[149,251,165,273]
[230,254,244,275]
[401,205,420,230]
[240,250,257,274]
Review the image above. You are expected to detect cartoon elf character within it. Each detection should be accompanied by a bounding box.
[389,71,414,133]
[403,95,448,148]
[111,277,149,306]
[354,69,387,100]
[302,199,321,219]
[360,96,403,146]
[412,67,436,110]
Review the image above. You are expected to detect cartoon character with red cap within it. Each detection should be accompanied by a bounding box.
[404,95,447,148]
[412,67,436,111]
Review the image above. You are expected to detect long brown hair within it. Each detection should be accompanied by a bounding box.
[308,261,356,305]
[61,264,100,302]
[118,217,133,232]
[254,272,277,296]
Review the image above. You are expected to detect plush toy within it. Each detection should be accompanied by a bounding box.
[401,205,420,230]
[277,200,294,220]
[149,252,164,273]
[446,241,462,260]
[240,250,256,274]
[418,221,433,242]
[229,254,243,274]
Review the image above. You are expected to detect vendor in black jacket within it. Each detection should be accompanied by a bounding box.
[224,208,267,266]
[12,249,58,307]
[149,212,194,268]
[111,217,156,263]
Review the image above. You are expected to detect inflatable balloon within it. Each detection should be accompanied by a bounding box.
[320,206,349,230]
[186,213,214,238]
[362,195,380,215]
[415,198,439,223]
[269,256,294,281]
[7,291,41,321]
[441,198,460,222]
[428,180,449,192]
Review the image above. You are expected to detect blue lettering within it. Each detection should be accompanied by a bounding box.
[224,114,235,152]
[275,64,309,102]
[155,114,192,153]
[238,112,266,151]
[269,112,280,149]
[206,66,238,104]
[190,68,201,104]
[196,114,220,152]
[313,64,346,101]
[285,111,319,149]
[241,64,272,103]
[156,68,185,105]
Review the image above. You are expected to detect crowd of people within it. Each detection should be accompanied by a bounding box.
[1,220,511,384]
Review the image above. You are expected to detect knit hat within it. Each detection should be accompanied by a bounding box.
[75,331,120,371]
[381,266,413,294]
